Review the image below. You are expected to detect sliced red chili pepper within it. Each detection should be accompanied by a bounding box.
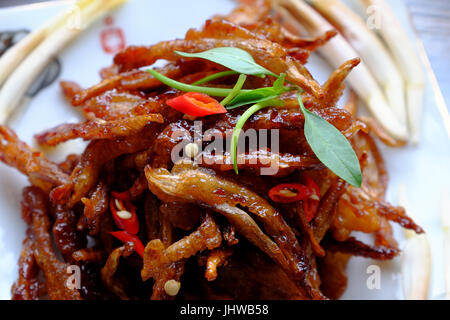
[268,183,312,204]
[166,92,227,117]
[110,194,139,235]
[110,231,145,258]
[303,175,321,222]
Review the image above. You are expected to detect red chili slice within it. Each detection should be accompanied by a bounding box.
[110,231,145,258]
[166,92,227,117]
[303,175,321,222]
[268,183,312,204]
[110,194,139,235]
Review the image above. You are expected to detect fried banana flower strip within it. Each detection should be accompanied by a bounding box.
[145,163,315,297]
[51,126,158,207]
[205,247,233,281]
[101,242,135,300]
[11,235,40,300]
[142,212,222,281]
[0,126,69,192]
[35,114,163,146]
[80,175,110,235]
[323,236,400,260]
[22,186,81,300]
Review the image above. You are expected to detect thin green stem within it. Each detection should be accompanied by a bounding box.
[148,69,250,97]
[221,74,247,106]
[231,99,284,174]
[192,70,238,85]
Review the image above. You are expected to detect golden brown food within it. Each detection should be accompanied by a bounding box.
[1,0,422,300]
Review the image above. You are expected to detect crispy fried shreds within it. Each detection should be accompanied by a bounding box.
[372,200,424,234]
[72,63,184,107]
[358,116,407,147]
[100,242,135,300]
[80,174,110,235]
[320,58,360,108]
[58,154,80,175]
[22,186,82,300]
[145,162,317,298]
[322,235,400,260]
[52,204,84,263]
[0,126,69,192]
[311,178,348,242]
[295,202,325,257]
[115,173,148,202]
[60,81,82,101]
[151,262,185,300]
[160,202,201,231]
[204,247,233,281]
[375,217,398,248]
[142,211,222,281]
[51,126,159,208]
[114,38,323,98]
[11,234,40,300]
[317,251,350,300]
[223,222,239,246]
[35,115,163,146]
[3,1,424,300]
[222,0,271,25]
[72,248,105,263]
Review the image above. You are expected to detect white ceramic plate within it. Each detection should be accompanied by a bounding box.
[0,0,448,300]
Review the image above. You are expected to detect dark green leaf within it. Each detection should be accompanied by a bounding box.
[298,94,362,187]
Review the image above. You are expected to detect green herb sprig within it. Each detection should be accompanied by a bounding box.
[149,47,362,187]
[298,94,362,187]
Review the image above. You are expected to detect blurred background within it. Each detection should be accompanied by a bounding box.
[0,0,448,107]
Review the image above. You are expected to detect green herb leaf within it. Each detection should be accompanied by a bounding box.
[298,94,362,187]
[148,69,250,97]
[231,99,285,174]
[175,47,277,77]
[221,74,247,106]
[227,74,290,109]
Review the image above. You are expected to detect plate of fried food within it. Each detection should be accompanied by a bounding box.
[0,0,448,300]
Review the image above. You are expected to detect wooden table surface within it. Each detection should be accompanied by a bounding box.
[1,0,449,107]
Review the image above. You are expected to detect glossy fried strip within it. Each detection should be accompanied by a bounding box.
[80,174,110,235]
[205,247,233,281]
[52,204,83,263]
[323,236,400,260]
[0,126,69,192]
[51,125,159,208]
[22,186,81,300]
[72,248,105,263]
[145,163,316,298]
[321,58,360,108]
[373,201,424,234]
[35,115,163,146]
[11,234,40,300]
[142,212,222,280]
[312,178,348,242]
[101,242,135,300]
[72,64,183,106]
